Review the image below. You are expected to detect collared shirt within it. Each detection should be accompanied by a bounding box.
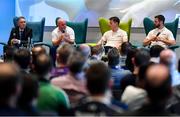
[85,90,112,106]
[51,72,87,94]
[146,27,175,48]
[52,26,75,45]
[50,66,69,79]
[19,28,25,43]
[121,85,147,111]
[98,28,128,49]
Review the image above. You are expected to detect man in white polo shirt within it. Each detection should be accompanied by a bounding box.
[143,15,176,48]
[52,18,75,46]
[51,18,75,66]
[97,16,128,53]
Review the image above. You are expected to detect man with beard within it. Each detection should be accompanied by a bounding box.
[143,15,176,48]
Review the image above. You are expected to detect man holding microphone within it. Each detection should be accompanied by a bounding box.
[52,18,75,46]
[51,18,75,65]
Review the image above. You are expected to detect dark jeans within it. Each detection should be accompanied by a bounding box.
[104,46,113,54]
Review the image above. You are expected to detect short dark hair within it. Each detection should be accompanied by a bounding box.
[134,48,150,67]
[155,15,165,24]
[14,48,31,69]
[107,48,120,67]
[86,61,111,95]
[125,48,137,72]
[17,16,26,22]
[120,42,132,55]
[4,46,18,62]
[138,63,155,82]
[31,46,46,65]
[109,16,120,25]
[91,45,104,56]
[56,43,73,64]
[34,54,52,76]
[150,45,164,57]
[68,51,86,74]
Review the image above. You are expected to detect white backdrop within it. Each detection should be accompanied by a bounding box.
[16,0,180,27]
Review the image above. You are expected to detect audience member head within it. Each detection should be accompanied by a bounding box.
[4,46,18,62]
[120,42,132,56]
[144,64,171,104]
[133,48,150,67]
[160,49,176,69]
[14,48,31,69]
[17,16,26,29]
[86,61,111,95]
[91,45,104,59]
[18,74,39,109]
[150,45,164,58]
[154,15,165,28]
[78,44,91,60]
[137,63,154,88]
[0,63,21,107]
[33,54,52,77]
[125,48,137,72]
[107,48,120,67]
[67,51,86,74]
[56,43,73,66]
[31,46,46,56]
[31,46,46,65]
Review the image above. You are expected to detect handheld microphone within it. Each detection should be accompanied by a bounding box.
[61,29,65,33]
[156,32,161,37]
[155,32,161,42]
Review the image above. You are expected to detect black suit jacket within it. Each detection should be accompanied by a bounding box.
[8,26,32,46]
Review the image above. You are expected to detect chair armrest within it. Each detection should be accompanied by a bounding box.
[168,45,180,51]
[86,43,97,47]
[33,42,52,48]
[0,42,7,46]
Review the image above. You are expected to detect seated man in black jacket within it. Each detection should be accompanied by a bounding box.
[8,16,32,48]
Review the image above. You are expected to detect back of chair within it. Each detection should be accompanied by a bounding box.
[165,18,179,39]
[143,17,179,40]
[13,17,45,43]
[98,17,132,41]
[67,19,88,44]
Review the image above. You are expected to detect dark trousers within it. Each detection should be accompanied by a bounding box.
[50,46,58,66]
[104,46,113,54]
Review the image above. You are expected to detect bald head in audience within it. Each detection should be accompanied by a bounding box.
[145,64,171,103]
[0,63,21,107]
[32,46,46,57]
[57,18,66,31]
[78,44,91,60]
[160,49,176,68]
